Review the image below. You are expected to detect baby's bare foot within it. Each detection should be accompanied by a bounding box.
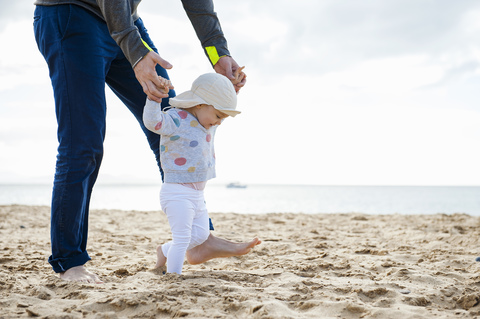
[59,265,103,284]
[155,245,167,269]
[186,235,261,265]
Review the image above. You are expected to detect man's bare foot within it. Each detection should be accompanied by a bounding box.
[186,234,261,265]
[59,265,103,284]
[154,245,167,269]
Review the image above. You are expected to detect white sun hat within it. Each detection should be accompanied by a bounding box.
[169,73,240,117]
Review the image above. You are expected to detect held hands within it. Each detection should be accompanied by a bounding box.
[232,66,246,88]
[134,51,173,102]
[147,75,174,102]
[157,76,174,96]
[214,56,247,93]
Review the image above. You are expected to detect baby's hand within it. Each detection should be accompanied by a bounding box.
[157,76,174,95]
[231,66,246,86]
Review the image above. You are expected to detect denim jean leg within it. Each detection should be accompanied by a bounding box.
[34,4,114,272]
[105,17,176,180]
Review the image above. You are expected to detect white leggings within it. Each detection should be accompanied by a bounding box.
[160,183,210,274]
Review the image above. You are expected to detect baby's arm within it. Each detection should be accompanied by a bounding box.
[143,76,176,134]
[143,99,166,134]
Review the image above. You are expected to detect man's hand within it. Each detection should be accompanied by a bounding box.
[134,51,173,102]
[214,56,247,93]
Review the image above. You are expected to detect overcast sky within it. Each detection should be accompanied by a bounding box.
[0,0,479,186]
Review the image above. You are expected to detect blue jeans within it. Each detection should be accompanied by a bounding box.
[33,4,176,273]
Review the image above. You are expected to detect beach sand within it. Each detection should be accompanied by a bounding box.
[1,205,480,318]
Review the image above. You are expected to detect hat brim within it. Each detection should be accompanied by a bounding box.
[169,91,207,109]
[217,109,241,117]
[169,90,241,117]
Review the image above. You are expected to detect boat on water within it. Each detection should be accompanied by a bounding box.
[226,182,247,189]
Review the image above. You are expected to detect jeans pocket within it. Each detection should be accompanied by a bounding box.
[56,4,72,40]
[33,7,45,54]
[34,5,72,55]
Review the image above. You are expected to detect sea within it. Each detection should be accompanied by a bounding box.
[0,184,479,216]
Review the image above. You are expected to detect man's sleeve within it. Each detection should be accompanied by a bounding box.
[96,0,152,68]
[181,0,231,67]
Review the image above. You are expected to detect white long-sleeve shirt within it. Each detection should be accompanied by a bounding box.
[143,99,217,183]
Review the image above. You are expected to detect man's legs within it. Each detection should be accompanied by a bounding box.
[34,4,119,281]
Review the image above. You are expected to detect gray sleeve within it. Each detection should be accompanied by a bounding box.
[96,0,150,68]
[94,0,230,68]
[181,0,230,66]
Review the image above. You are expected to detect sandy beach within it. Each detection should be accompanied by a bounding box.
[1,205,480,318]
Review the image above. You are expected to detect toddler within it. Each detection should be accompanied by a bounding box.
[143,73,241,274]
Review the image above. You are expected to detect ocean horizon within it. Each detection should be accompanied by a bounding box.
[0,183,479,216]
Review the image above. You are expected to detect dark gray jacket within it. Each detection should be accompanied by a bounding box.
[33,0,230,67]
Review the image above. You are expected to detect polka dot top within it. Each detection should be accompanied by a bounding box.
[143,99,216,183]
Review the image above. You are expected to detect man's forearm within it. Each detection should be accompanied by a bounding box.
[181,0,230,66]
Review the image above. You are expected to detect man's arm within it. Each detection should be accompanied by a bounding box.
[96,0,149,68]
[96,0,172,102]
[181,0,229,66]
[181,0,246,91]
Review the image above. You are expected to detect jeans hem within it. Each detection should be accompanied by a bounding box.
[48,251,91,273]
